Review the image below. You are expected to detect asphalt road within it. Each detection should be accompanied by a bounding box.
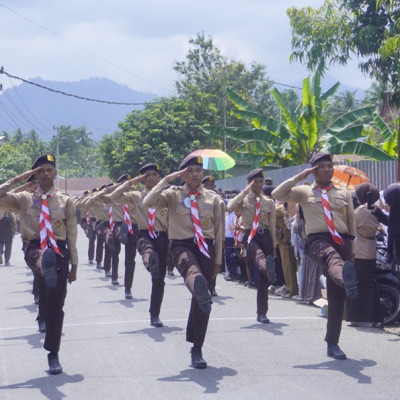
[1,228,400,400]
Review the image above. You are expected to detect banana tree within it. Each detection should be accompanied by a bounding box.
[203,71,395,167]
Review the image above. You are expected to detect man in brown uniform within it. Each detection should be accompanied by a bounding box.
[0,153,78,374]
[272,153,358,360]
[110,163,169,326]
[143,155,223,369]
[227,168,277,323]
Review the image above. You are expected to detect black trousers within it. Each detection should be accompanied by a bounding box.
[137,231,168,316]
[170,238,215,347]
[243,229,274,315]
[25,241,70,353]
[124,224,138,291]
[306,233,352,344]
[95,220,105,264]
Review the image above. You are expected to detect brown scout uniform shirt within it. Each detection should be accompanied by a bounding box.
[227,189,277,247]
[109,182,168,232]
[143,177,224,265]
[272,177,355,245]
[0,181,78,265]
[354,205,380,260]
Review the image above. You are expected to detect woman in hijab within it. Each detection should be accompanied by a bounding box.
[346,182,384,328]
[383,183,400,264]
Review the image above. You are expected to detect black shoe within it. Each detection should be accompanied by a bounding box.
[34,294,40,305]
[38,320,46,333]
[148,251,160,280]
[120,222,129,245]
[211,289,218,297]
[265,255,277,285]
[150,315,163,327]
[167,270,174,276]
[112,279,119,285]
[191,347,207,369]
[194,275,211,313]
[42,248,58,289]
[96,262,103,269]
[88,260,94,265]
[105,270,111,278]
[107,235,116,253]
[257,314,270,324]
[5,261,10,266]
[48,352,63,375]
[342,261,358,299]
[125,289,133,299]
[327,343,347,360]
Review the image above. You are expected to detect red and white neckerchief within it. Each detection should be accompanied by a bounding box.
[123,204,133,234]
[317,184,344,245]
[188,191,210,258]
[108,204,115,231]
[39,193,63,256]
[86,209,90,225]
[247,196,261,244]
[148,208,157,239]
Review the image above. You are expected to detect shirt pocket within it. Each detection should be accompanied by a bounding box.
[330,196,348,213]
[199,207,214,230]
[307,196,323,215]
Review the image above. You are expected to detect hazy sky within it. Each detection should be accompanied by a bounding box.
[0,0,372,97]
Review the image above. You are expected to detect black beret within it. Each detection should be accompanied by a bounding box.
[247,168,264,181]
[105,183,114,188]
[202,175,214,184]
[116,174,131,183]
[97,185,106,191]
[83,190,91,195]
[32,153,56,169]
[139,163,159,174]
[309,153,333,165]
[179,155,203,170]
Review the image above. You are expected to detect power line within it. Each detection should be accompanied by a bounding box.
[0,2,168,93]
[1,67,148,106]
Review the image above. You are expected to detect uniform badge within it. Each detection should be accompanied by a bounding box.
[159,210,165,217]
[183,197,191,208]
[339,208,344,214]
[203,219,210,227]
[54,220,62,228]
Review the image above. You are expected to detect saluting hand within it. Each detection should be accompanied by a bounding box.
[11,167,42,185]
[165,168,188,183]
[128,174,146,187]
[296,166,318,182]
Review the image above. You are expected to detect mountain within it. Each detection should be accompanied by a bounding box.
[0,77,156,141]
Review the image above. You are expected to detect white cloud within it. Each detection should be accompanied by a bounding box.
[0,0,373,97]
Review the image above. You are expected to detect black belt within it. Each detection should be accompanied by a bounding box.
[307,232,355,241]
[171,237,215,245]
[139,229,167,237]
[244,227,270,235]
[29,239,67,249]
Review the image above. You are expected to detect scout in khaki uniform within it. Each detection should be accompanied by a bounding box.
[75,190,96,265]
[0,153,78,375]
[143,155,223,369]
[272,153,358,360]
[227,168,277,324]
[110,163,169,326]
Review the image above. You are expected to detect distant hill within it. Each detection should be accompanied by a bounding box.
[0,77,156,141]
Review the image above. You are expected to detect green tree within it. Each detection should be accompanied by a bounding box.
[98,96,220,179]
[204,71,394,168]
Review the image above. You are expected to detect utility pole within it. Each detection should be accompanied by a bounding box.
[53,125,60,189]
[222,65,227,180]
